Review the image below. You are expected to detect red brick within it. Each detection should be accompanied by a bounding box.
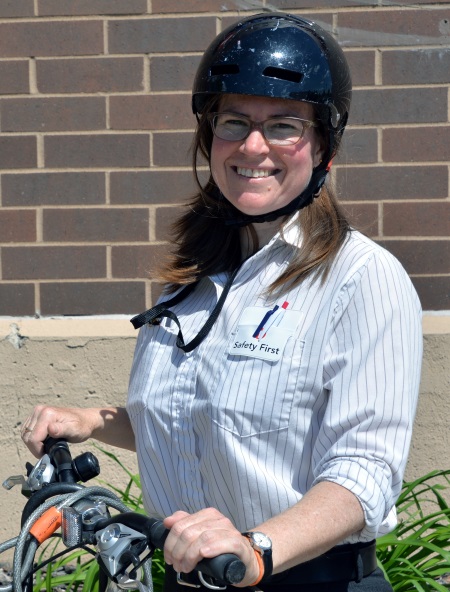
[0,283,35,316]
[382,49,450,85]
[384,203,450,237]
[379,240,450,275]
[2,172,105,207]
[44,134,150,168]
[344,51,376,86]
[150,282,164,306]
[43,208,149,243]
[334,128,378,165]
[2,246,106,280]
[411,276,449,311]
[40,281,146,315]
[111,244,168,278]
[386,0,449,4]
[0,136,37,169]
[339,203,379,236]
[0,210,36,243]
[337,9,450,47]
[270,0,377,7]
[151,56,202,92]
[38,0,147,16]
[383,127,450,163]
[108,17,215,54]
[335,166,448,201]
[36,57,145,94]
[351,88,447,125]
[153,132,196,167]
[110,171,196,205]
[110,95,192,131]
[0,61,29,94]
[0,21,103,58]
[1,97,105,132]
[0,0,34,17]
[155,206,184,241]
[220,13,333,33]
[152,0,250,11]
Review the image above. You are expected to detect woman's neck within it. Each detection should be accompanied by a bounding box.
[240,219,283,260]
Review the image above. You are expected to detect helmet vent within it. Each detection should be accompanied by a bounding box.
[263,66,302,84]
[210,64,240,76]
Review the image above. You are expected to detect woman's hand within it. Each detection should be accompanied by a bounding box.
[21,405,103,458]
[163,508,260,588]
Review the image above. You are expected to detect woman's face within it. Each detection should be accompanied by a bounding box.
[210,94,324,217]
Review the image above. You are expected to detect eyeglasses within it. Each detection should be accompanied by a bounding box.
[207,112,318,146]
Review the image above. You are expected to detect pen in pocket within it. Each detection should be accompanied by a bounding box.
[253,305,279,339]
[261,301,289,338]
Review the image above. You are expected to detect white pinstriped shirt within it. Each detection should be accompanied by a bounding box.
[126,223,422,542]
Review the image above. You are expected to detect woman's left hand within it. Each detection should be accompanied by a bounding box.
[163,507,260,587]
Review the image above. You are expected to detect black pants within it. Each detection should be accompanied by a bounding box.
[163,566,393,591]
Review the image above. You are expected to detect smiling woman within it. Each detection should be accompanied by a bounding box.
[21,12,422,592]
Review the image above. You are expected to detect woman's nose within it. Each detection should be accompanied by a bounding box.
[239,128,270,155]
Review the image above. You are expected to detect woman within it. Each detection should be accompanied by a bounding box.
[22,13,422,591]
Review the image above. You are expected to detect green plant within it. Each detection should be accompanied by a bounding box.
[31,537,100,592]
[376,470,450,591]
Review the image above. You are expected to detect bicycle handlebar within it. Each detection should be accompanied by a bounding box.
[44,438,77,483]
[13,438,247,588]
[96,512,246,586]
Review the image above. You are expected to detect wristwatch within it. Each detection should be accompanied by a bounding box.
[242,531,273,581]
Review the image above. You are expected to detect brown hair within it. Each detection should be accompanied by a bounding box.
[155,97,350,295]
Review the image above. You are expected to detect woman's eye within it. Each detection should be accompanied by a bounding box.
[222,118,247,128]
[270,121,299,132]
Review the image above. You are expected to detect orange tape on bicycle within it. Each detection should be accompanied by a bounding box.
[29,507,62,544]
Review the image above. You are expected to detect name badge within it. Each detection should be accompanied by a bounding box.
[228,302,301,362]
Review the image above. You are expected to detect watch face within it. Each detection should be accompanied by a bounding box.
[252,532,272,550]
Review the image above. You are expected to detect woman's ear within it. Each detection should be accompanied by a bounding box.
[313,137,326,168]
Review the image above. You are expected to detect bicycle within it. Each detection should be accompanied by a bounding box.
[1,438,246,592]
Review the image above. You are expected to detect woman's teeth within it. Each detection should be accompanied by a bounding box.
[236,167,273,178]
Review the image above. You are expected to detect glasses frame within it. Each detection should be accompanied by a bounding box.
[207,111,318,146]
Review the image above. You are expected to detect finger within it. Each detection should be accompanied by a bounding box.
[163,510,190,530]
[21,406,58,458]
[163,510,241,574]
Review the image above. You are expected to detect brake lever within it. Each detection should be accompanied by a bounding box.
[95,522,149,583]
[2,454,56,496]
[2,475,27,491]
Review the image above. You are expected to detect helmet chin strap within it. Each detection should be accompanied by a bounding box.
[222,165,329,228]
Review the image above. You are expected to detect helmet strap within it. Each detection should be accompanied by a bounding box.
[221,165,329,227]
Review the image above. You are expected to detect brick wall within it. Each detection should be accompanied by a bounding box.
[0,1,448,316]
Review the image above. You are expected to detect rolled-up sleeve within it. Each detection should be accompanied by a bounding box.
[314,250,422,540]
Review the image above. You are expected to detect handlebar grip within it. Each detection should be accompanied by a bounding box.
[196,553,246,586]
[98,513,246,586]
[44,437,77,483]
[147,519,246,585]
[147,519,245,586]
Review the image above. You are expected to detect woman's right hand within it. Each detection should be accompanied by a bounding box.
[21,405,103,459]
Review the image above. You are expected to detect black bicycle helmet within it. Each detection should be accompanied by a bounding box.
[192,12,352,225]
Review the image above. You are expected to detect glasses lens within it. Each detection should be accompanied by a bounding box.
[213,114,249,141]
[264,118,304,145]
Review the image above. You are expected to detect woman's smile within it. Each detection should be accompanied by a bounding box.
[234,166,280,179]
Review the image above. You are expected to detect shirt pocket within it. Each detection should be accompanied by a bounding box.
[206,337,305,438]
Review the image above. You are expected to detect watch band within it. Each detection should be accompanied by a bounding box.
[242,531,273,583]
[248,548,265,586]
